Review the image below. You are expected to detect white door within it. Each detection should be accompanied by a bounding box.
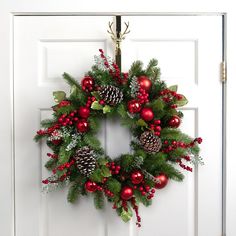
[13,15,222,236]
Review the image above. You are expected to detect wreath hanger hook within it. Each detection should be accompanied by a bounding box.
[107,16,130,70]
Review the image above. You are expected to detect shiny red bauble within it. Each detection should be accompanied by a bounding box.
[85,180,97,192]
[81,76,94,91]
[76,120,89,132]
[121,186,133,200]
[155,173,169,189]
[78,106,90,119]
[168,115,181,128]
[140,107,154,121]
[138,75,152,92]
[127,100,141,113]
[131,170,144,184]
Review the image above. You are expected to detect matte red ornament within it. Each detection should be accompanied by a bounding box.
[128,100,141,113]
[138,76,152,92]
[85,180,97,192]
[121,186,133,200]
[168,115,181,128]
[76,120,89,133]
[81,76,94,91]
[78,106,90,119]
[131,170,144,184]
[140,107,154,121]
[155,173,169,189]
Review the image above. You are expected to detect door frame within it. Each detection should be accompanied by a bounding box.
[0,8,233,236]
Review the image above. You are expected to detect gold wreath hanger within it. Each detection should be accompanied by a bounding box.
[107,16,130,70]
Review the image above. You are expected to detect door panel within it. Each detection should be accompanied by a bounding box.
[122,16,222,236]
[14,15,222,236]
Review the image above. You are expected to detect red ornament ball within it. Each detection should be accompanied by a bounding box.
[128,100,141,113]
[76,120,89,133]
[140,107,154,121]
[155,173,169,189]
[121,186,133,200]
[81,76,94,91]
[168,115,181,128]
[85,180,97,192]
[131,170,144,185]
[138,76,152,92]
[78,106,90,119]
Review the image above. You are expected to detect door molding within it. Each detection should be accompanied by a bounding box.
[0,10,230,236]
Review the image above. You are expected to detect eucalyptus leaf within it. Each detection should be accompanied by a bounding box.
[101,166,112,177]
[168,85,178,92]
[176,95,188,106]
[137,119,148,127]
[120,208,133,222]
[53,91,66,103]
[91,101,103,110]
[103,105,111,114]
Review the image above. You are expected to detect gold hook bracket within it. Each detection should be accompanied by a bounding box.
[107,21,130,54]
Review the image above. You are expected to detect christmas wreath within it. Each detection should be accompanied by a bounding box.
[35,49,202,226]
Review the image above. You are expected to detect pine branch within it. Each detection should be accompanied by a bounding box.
[93,191,105,209]
[83,133,101,150]
[106,178,122,194]
[129,61,143,77]
[45,158,57,170]
[40,118,57,128]
[67,182,81,203]
[63,72,81,89]
[146,59,158,77]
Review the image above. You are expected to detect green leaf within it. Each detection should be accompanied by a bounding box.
[137,119,148,127]
[91,101,103,110]
[103,105,111,114]
[168,85,178,92]
[120,207,133,222]
[53,91,66,103]
[70,85,79,97]
[176,95,188,107]
[97,158,108,165]
[91,91,101,100]
[90,169,103,182]
[101,166,112,177]
[151,98,165,111]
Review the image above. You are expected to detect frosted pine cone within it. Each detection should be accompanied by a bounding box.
[98,85,123,105]
[139,131,162,153]
[74,146,96,177]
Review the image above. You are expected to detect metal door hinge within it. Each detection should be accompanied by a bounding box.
[221,61,227,83]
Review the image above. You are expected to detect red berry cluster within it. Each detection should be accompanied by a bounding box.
[133,183,156,199]
[58,100,71,108]
[37,124,60,136]
[137,88,149,104]
[131,198,141,227]
[99,49,128,85]
[85,96,96,108]
[46,153,58,159]
[150,119,162,136]
[58,113,76,126]
[162,138,202,154]
[107,162,121,175]
[159,89,183,105]
[176,158,193,172]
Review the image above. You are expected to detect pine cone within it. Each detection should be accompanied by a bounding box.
[74,146,96,177]
[98,85,123,105]
[139,131,162,153]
